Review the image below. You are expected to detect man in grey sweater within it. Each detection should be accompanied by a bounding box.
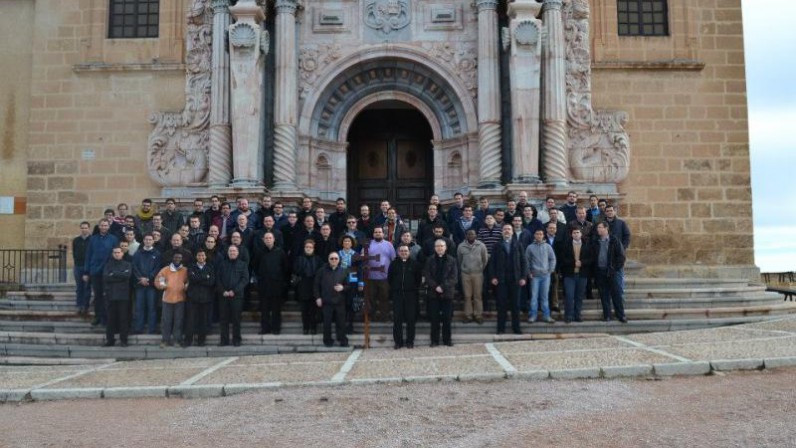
[525,229,557,323]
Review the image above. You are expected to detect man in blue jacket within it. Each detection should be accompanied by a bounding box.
[82,219,118,326]
[132,234,161,334]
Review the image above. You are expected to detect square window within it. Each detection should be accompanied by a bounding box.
[617,1,668,36]
[108,0,160,38]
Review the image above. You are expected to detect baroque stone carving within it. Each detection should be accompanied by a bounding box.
[421,42,477,98]
[514,21,540,46]
[563,0,630,183]
[364,0,411,34]
[229,22,257,48]
[147,0,212,187]
[298,44,342,99]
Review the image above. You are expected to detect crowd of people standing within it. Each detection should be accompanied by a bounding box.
[71,191,631,349]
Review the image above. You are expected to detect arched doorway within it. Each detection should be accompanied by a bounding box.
[347,102,434,220]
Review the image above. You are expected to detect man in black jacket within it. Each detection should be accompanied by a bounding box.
[488,223,528,335]
[559,228,594,323]
[103,247,132,347]
[72,221,92,316]
[423,239,458,347]
[388,245,423,349]
[314,252,350,347]
[256,232,289,335]
[594,222,627,323]
[185,249,215,347]
[216,245,249,346]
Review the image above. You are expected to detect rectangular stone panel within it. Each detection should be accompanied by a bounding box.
[506,348,672,372]
[348,355,502,379]
[196,363,344,385]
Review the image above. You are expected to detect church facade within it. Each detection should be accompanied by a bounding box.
[0,0,756,278]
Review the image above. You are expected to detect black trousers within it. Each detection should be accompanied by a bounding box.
[495,278,521,333]
[392,292,417,346]
[428,297,452,345]
[219,297,243,344]
[106,300,129,344]
[184,301,210,346]
[258,281,283,334]
[322,301,347,346]
[90,273,107,325]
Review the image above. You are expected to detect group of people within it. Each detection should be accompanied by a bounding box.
[72,191,631,349]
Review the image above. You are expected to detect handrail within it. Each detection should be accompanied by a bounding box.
[0,246,68,285]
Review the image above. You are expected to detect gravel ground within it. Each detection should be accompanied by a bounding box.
[1,369,794,447]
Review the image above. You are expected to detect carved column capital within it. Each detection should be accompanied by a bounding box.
[475,0,499,12]
[275,0,299,15]
[543,0,564,11]
[211,0,230,13]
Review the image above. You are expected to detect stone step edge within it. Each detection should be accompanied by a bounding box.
[2,357,794,402]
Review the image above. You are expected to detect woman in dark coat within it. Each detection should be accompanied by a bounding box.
[293,239,324,334]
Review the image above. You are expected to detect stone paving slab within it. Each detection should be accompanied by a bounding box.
[348,355,502,380]
[493,337,629,354]
[625,327,787,346]
[111,358,221,370]
[196,363,344,385]
[358,344,490,361]
[742,317,796,333]
[505,348,673,372]
[0,370,84,389]
[42,367,206,388]
[229,352,350,365]
[657,336,796,360]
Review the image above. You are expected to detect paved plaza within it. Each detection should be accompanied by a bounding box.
[2,316,796,402]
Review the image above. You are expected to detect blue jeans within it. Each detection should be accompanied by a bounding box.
[135,286,158,334]
[530,274,551,320]
[74,267,91,310]
[563,274,588,321]
[596,268,625,320]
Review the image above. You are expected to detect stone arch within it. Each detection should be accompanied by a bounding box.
[338,92,443,143]
[299,45,477,142]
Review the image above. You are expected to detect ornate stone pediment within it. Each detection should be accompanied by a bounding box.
[364,0,411,34]
[563,0,630,183]
[147,0,212,187]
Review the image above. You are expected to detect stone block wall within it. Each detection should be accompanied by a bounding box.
[590,0,754,270]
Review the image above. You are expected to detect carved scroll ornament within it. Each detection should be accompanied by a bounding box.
[563,0,630,183]
[298,44,342,99]
[421,42,478,98]
[147,0,212,187]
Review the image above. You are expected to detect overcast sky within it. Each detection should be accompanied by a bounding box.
[743,0,796,272]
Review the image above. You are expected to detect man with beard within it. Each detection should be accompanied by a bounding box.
[135,198,155,234]
[161,198,185,234]
[231,198,255,229]
[364,227,396,321]
[203,195,222,232]
[328,197,349,238]
[356,204,374,237]
[417,204,448,244]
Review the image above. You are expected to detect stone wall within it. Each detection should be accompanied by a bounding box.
[589,0,754,271]
[23,0,187,249]
[0,0,35,249]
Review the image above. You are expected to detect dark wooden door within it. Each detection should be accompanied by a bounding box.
[347,109,433,220]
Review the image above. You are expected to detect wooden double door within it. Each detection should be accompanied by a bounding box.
[347,108,433,220]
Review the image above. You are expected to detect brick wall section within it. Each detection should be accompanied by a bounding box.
[591,0,753,266]
[24,0,185,249]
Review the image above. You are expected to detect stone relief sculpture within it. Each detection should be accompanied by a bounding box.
[421,42,478,98]
[364,0,411,34]
[298,44,343,100]
[147,0,212,187]
[563,0,630,183]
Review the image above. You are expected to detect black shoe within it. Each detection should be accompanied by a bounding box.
[303,329,309,335]
[619,317,628,323]
[233,341,241,347]
[394,343,402,350]
[120,342,128,347]
[406,342,414,349]
[218,342,229,347]
[564,319,572,324]
[91,318,101,326]
[103,341,115,347]
[603,318,611,322]
[444,341,453,347]
[551,307,560,313]
[272,330,280,336]
[496,330,505,335]
[430,342,439,347]
[513,329,522,335]
[574,317,583,322]
[324,343,334,348]
[340,341,349,348]
[197,341,205,347]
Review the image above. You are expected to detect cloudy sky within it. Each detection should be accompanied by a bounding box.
[743,0,796,272]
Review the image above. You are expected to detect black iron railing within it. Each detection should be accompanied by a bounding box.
[0,246,68,285]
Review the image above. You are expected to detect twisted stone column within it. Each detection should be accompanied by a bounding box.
[273,0,299,190]
[476,0,502,188]
[208,0,233,187]
[542,0,568,185]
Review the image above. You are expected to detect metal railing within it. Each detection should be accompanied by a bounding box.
[0,246,68,285]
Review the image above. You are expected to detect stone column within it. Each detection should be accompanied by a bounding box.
[476,0,502,188]
[541,0,568,185]
[272,0,299,190]
[208,0,233,187]
[228,0,267,186]
[506,0,543,183]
